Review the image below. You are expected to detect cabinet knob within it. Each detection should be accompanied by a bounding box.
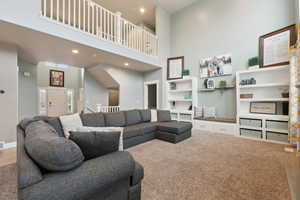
[0,90,5,94]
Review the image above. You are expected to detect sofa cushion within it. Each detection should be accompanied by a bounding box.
[123,126,143,139]
[25,121,84,172]
[158,121,192,135]
[80,113,105,127]
[136,122,158,134]
[157,110,172,122]
[125,110,142,126]
[139,110,151,122]
[104,112,126,127]
[69,131,120,160]
[131,161,144,186]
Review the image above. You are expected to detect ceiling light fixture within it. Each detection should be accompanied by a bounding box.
[140,7,145,14]
[124,62,129,66]
[72,49,79,54]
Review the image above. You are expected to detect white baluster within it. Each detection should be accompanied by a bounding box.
[50,0,53,19]
[56,0,59,21]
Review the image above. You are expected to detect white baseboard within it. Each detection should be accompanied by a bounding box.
[0,142,16,150]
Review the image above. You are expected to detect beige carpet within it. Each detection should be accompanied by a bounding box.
[128,132,293,200]
[0,132,293,200]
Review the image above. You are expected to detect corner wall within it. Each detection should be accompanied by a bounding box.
[0,43,18,143]
[171,0,297,118]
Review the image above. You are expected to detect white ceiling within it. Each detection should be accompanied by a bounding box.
[94,0,197,27]
[0,20,159,72]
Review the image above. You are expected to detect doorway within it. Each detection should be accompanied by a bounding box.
[108,89,119,106]
[38,87,74,117]
[144,81,159,109]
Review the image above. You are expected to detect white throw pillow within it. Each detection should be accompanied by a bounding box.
[76,127,124,151]
[150,109,157,122]
[59,113,83,138]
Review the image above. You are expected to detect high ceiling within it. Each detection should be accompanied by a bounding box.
[94,0,197,28]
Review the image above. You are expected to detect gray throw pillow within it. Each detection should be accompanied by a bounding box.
[69,131,120,160]
[25,121,84,172]
[157,110,172,122]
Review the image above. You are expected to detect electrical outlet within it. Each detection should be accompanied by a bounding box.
[0,141,4,149]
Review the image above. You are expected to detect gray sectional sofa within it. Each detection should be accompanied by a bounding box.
[17,109,192,200]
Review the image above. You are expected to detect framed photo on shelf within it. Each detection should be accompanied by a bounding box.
[50,70,64,87]
[250,102,276,115]
[259,24,297,68]
[167,56,184,80]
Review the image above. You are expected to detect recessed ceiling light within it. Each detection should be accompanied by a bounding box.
[72,49,79,54]
[140,7,145,14]
[124,62,129,66]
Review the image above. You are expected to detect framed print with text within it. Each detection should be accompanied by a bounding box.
[167,56,184,80]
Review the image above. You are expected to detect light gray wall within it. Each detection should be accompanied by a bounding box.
[171,0,297,118]
[18,59,38,120]
[84,70,108,111]
[37,63,84,111]
[102,65,144,110]
[144,6,171,109]
[0,43,18,143]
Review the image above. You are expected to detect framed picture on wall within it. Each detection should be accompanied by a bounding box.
[199,54,233,78]
[50,70,64,87]
[167,56,184,80]
[259,24,297,68]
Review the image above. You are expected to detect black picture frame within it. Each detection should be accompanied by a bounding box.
[259,24,297,68]
[49,70,65,87]
[167,56,184,80]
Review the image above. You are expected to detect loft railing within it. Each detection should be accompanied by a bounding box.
[97,104,120,113]
[41,0,158,57]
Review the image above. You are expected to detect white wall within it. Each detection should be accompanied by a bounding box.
[170,0,297,118]
[144,6,171,109]
[0,43,18,143]
[84,71,108,111]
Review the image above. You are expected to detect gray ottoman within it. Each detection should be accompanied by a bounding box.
[156,121,192,143]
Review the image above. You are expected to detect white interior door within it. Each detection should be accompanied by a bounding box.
[47,88,68,117]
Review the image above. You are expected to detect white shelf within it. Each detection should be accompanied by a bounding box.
[240,98,289,102]
[169,89,192,93]
[168,99,193,102]
[239,114,289,121]
[238,65,289,75]
[170,110,193,114]
[239,83,289,89]
[167,77,193,83]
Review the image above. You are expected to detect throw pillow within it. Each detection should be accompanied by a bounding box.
[69,131,120,160]
[76,126,124,151]
[139,109,151,122]
[25,121,84,172]
[59,113,83,138]
[150,110,157,122]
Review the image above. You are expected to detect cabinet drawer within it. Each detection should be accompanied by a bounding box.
[266,120,288,130]
[266,132,288,143]
[240,129,262,139]
[240,118,262,128]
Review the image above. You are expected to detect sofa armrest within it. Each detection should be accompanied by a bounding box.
[17,126,43,189]
[20,151,135,200]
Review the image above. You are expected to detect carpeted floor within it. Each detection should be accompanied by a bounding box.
[0,132,294,200]
[128,132,293,200]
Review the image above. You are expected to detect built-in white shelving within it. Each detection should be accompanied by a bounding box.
[167,77,198,122]
[236,66,290,144]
